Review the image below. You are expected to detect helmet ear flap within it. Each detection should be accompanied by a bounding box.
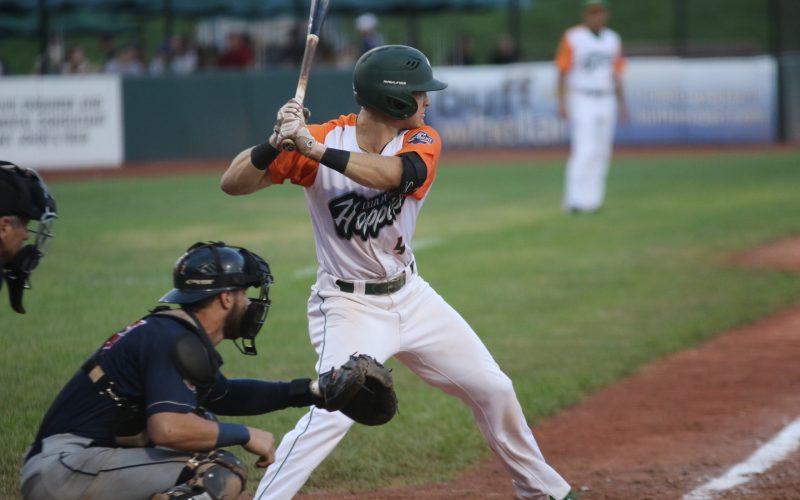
[384,94,418,120]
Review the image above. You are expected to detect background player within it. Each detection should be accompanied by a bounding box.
[0,161,57,314]
[556,0,627,214]
[221,45,574,500]
[20,242,357,499]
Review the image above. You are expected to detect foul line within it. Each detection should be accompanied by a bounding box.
[683,416,800,499]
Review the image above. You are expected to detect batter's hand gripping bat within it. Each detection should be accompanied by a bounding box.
[281,0,331,151]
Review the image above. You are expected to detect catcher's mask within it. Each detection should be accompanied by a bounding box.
[159,241,274,355]
[353,45,447,120]
[0,161,58,314]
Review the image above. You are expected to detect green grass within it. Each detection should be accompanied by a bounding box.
[2,150,800,496]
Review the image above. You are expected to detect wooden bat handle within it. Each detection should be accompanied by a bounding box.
[281,34,320,152]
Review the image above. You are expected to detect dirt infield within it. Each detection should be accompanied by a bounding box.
[299,237,800,499]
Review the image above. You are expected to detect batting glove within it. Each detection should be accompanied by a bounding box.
[271,100,310,148]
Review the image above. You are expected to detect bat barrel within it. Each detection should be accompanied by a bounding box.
[308,0,331,36]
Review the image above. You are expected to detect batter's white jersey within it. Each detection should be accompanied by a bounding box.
[556,25,624,93]
[266,114,437,280]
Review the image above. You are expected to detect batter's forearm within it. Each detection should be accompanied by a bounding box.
[308,142,402,191]
[220,147,273,195]
[342,151,402,190]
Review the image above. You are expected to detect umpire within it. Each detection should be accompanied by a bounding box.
[20,241,334,499]
[0,161,57,314]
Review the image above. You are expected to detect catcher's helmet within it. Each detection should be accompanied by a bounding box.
[353,45,447,120]
[159,242,273,305]
[0,161,57,222]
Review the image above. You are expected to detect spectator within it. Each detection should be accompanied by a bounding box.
[97,34,117,67]
[276,22,306,66]
[490,34,520,64]
[355,13,384,55]
[169,34,198,75]
[61,45,95,74]
[148,42,170,75]
[33,35,64,75]
[104,44,145,76]
[448,33,477,66]
[0,54,9,76]
[196,44,220,71]
[218,32,255,70]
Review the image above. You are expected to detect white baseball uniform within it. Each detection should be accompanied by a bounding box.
[253,114,571,500]
[557,24,624,212]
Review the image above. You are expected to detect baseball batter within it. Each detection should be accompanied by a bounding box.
[556,0,627,214]
[221,45,573,500]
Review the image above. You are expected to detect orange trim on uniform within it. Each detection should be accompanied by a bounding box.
[268,114,359,187]
[267,114,441,200]
[555,33,573,73]
[395,126,442,200]
[613,49,625,75]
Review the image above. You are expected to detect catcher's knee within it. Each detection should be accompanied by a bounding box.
[151,449,247,500]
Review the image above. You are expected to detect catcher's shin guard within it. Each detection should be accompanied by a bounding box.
[151,449,247,500]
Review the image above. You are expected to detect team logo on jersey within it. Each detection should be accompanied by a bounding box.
[329,191,405,241]
[408,131,434,145]
[101,320,146,350]
[583,52,613,71]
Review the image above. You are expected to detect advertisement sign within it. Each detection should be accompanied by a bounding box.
[427,56,777,148]
[0,75,124,169]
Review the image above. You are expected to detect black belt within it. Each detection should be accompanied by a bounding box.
[336,262,415,295]
[576,89,613,97]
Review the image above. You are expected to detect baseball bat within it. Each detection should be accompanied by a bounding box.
[281,0,331,151]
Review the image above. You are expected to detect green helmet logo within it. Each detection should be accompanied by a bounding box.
[353,45,447,120]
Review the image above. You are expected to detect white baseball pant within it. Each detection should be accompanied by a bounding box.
[564,91,618,212]
[254,264,571,500]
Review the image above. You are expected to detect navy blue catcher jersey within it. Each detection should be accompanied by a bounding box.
[27,314,227,456]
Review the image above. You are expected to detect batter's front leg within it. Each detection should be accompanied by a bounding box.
[396,280,572,500]
[255,291,402,500]
[254,409,354,500]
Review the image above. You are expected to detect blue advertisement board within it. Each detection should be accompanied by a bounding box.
[427,56,777,149]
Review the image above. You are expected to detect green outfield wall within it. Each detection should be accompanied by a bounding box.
[121,69,358,163]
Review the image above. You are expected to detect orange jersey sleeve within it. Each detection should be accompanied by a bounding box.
[555,33,573,74]
[268,115,356,187]
[395,126,442,200]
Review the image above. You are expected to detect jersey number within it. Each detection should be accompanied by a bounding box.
[394,237,406,255]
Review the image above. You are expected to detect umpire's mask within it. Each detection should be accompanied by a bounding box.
[159,241,274,355]
[0,161,58,314]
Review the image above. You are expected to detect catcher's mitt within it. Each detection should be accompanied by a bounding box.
[313,354,397,426]
[314,355,368,412]
[340,354,397,426]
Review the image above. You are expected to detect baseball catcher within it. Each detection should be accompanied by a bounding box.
[20,242,392,500]
[0,161,57,314]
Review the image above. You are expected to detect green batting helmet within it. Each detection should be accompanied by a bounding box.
[353,45,447,120]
